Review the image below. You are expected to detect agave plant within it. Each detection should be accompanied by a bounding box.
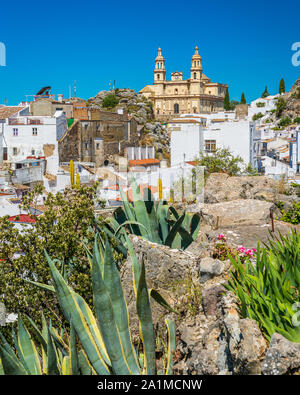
[0,315,91,375]
[0,232,176,375]
[225,230,300,343]
[99,177,201,250]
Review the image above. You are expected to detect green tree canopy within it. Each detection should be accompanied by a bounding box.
[224,88,231,110]
[240,92,246,104]
[261,86,269,98]
[279,78,286,94]
[102,94,119,108]
[196,147,244,178]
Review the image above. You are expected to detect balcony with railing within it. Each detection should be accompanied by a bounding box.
[8,117,44,125]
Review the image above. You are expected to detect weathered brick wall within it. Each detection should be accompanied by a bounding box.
[58,121,81,162]
[59,111,139,165]
[235,104,248,119]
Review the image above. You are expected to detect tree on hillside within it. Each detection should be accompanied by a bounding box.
[279,78,286,94]
[224,88,231,111]
[261,86,270,98]
[240,92,246,104]
[275,97,287,117]
[196,147,244,179]
[102,93,119,108]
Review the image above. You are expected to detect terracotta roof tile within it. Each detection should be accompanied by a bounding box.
[9,214,36,224]
[128,159,160,166]
[0,106,25,120]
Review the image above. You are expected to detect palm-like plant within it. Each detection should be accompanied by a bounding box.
[0,233,176,375]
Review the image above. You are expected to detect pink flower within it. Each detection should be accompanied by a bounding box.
[238,245,245,252]
[217,233,225,240]
[246,249,253,256]
[252,248,257,253]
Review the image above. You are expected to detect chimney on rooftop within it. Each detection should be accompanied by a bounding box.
[57,94,63,102]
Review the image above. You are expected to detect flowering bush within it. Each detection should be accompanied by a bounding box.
[212,234,256,262]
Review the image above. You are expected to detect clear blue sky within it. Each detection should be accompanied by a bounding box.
[0,0,299,105]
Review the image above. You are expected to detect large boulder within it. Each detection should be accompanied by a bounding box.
[204,173,278,204]
[262,333,300,375]
[213,222,300,250]
[198,257,224,284]
[182,292,268,375]
[200,199,275,228]
[120,235,198,338]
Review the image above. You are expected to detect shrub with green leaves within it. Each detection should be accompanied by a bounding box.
[196,147,244,178]
[278,201,300,224]
[102,94,119,108]
[252,112,264,121]
[225,230,300,342]
[279,117,292,127]
[275,97,287,117]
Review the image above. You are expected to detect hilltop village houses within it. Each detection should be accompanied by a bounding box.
[0,75,299,213]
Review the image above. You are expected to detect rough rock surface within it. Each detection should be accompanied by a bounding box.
[178,292,268,375]
[198,257,224,283]
[204,173,279,204]
[88,89,154,124]
[262,333,300,375]
[200,199,276,227]
[120,235,198,338]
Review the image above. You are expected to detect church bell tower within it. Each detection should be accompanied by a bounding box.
[154,47,166,84]
[190,46,202,80]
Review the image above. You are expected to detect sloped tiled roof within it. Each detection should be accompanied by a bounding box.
[9,214,36,224]
[128,158,160,166]
[0,106,25,120]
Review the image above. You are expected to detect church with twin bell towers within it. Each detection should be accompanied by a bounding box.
[140,46,228,121]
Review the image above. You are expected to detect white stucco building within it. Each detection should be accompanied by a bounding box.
[169,117,204,166]
[169,114,259,170]
[1,110,67,178]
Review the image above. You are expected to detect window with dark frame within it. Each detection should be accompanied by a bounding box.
[205,140,216,152]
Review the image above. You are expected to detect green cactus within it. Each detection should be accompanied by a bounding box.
[0,233,176,375]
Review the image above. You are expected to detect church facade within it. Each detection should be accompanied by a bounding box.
[140,47,228,121]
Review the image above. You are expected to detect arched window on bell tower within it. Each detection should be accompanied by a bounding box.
[174,103,179,114]
[190,46,202,80]
[154,47,166,83]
